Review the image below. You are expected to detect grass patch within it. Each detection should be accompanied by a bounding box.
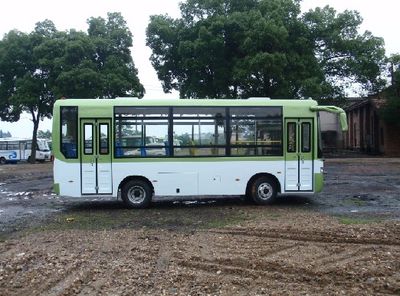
[37,211,132,231]
[338,216,384,225]
[342,198,367,207]
[0,233,8,243]
[203,213,248,229]
[26,204,251,234]
[263,212,282,219]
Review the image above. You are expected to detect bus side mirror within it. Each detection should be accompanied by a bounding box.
[310,105,348,132]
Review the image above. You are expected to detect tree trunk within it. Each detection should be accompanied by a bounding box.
[29,113,40,164]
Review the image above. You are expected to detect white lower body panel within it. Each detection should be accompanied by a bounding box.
[285,160,314,191]
[55,159,291,198]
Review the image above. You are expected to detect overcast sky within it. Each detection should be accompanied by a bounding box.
[1,0,399,138]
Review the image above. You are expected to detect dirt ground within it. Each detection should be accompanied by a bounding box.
[0,158,400,295]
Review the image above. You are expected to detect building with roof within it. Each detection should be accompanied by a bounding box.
[344,97,400,156]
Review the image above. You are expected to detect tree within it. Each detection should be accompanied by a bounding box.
[88,12,145,98]
[0,13,144,163]
[380,54,400,125]
[0,30,28,122]
[302,6,386,99]
[0,21,58,163]
[388,54,400,97]
[54,13,145,99]
[146,0,386,100]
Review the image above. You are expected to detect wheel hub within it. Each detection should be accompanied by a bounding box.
[128,186,146,204]
[258,183,273,200]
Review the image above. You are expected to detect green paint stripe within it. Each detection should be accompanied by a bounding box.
[55,155,287,163]
[315,173,323,193]
[111,156,284,163]
[53,183,60,195]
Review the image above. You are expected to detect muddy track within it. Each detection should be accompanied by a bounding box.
[172,229,400,295]
[209,228,400,246]
[1,222,399,296]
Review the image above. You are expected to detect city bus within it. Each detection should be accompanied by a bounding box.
[52,97,348,208]
[0,138,51,164]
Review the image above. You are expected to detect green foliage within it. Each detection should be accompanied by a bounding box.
[0,13,145,120]
[84,12,145,98]
[303,6,386,96]
[380,54,400,126]
[380,94,400,126]
[388,54,400,96]
[0,12,144,162]
[146,0,386,100]
[0,30,31,121]
[41,12,145,99]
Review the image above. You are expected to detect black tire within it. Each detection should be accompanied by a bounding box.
[0,157,6,165]
[121,179,152,209]
[244,188,255,204]
[250,176,278,205]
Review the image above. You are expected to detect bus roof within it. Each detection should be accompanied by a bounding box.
[54,97,319,108]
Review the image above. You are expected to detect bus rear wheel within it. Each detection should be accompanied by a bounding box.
[121,179,152,209]
[250,176,277,205]
[0,157,6,165]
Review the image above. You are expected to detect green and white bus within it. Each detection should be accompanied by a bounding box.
[52,97,347,208]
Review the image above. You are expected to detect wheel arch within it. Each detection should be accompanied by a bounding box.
[246,173,281,196]
[118,175,154,194]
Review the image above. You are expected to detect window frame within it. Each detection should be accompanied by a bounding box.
[60,106,78,159]
[114,107,170,158]
[99,123,110,155]
[83,123,94,155]
[229,106,283,157]
[113,105,283,158]
[172,106,228,157]
[287,122,297,153]
[301,122,311,153]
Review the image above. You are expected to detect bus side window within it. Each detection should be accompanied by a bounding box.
[61,106,78,158]
[114,107,169,158]
[301,122,311,153]
[99,124,109,154]
[84,124,93,155]
[287,123,296,153]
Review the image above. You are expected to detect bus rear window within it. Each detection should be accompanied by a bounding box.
[61,106,78,158]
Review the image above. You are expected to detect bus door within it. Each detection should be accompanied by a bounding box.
[80,119,112,195]
[285,119,313,192]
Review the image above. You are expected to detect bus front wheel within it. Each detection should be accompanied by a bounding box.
[250,176,277,205]
[0,157,6,165]
[121,179,152,209]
